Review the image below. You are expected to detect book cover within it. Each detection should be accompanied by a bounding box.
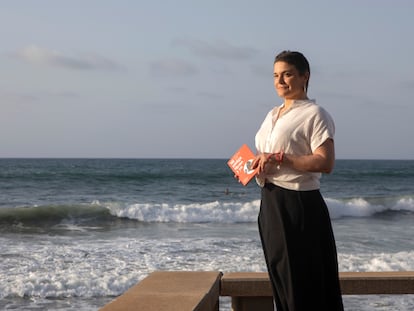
[227,144,258,186]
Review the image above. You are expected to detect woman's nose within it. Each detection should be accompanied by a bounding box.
[275,76,285,84]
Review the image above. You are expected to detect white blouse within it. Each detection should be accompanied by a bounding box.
[255,99,335,191]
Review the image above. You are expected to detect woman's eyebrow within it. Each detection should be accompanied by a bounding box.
[273,70,292,76]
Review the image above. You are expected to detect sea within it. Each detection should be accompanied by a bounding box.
[0,158,413,311]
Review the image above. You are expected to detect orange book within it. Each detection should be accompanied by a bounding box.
[227,144,258,186]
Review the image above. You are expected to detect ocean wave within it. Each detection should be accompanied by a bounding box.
[108,195,414,223]
[0,203,113,228]
[108,200,260,223]
[326,196,414,219]
[0,195,413,227]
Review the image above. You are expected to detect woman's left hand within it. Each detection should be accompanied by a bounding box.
[251,152,283,174]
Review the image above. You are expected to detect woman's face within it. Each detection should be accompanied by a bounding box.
[273,61,309,100]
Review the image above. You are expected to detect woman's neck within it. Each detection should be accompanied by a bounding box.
[283,96,308,109]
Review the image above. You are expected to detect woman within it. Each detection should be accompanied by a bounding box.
[251,51,344,310]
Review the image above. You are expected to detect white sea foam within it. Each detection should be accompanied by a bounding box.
[327,198,386,218]
[393,196,414,211]
[327,196,414,219]
[339,251,414,272]
[105,195,414,223]
[108,200,261,223]
[2,233,413,300]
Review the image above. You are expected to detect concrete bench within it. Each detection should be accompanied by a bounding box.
[100,271,222,311]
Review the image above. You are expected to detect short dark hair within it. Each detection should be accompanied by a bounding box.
[274,50,310,91]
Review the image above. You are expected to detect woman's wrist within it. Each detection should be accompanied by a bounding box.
[274,151,283,169]
[266,151,284,169]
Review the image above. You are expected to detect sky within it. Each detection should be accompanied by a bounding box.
[1,1,413,159]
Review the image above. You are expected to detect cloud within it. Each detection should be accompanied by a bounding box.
[250,64,271,78]
[172,38,258,61]
[149,59,198,77]
[2,92,40,105]
[196,91,224,99]
[401,79,414,89]
[1,90,81,107]
[12,45,125,71]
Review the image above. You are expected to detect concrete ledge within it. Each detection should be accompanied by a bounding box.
[100,271,414,311]
[220,272,272,297]
[221,271,414,311]
[99,271,222,311]
[221,271,414,296]
[340,271,414,295]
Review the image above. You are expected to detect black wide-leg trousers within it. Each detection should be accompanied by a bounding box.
[258,183,344,311]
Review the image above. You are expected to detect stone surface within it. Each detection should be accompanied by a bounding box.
[99,271,222,311]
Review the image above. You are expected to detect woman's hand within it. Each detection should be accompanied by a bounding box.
[250,152,284,174]
[250,153,269,174]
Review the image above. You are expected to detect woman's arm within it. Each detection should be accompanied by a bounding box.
[283,138,335,173]
[251,138,335,174]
